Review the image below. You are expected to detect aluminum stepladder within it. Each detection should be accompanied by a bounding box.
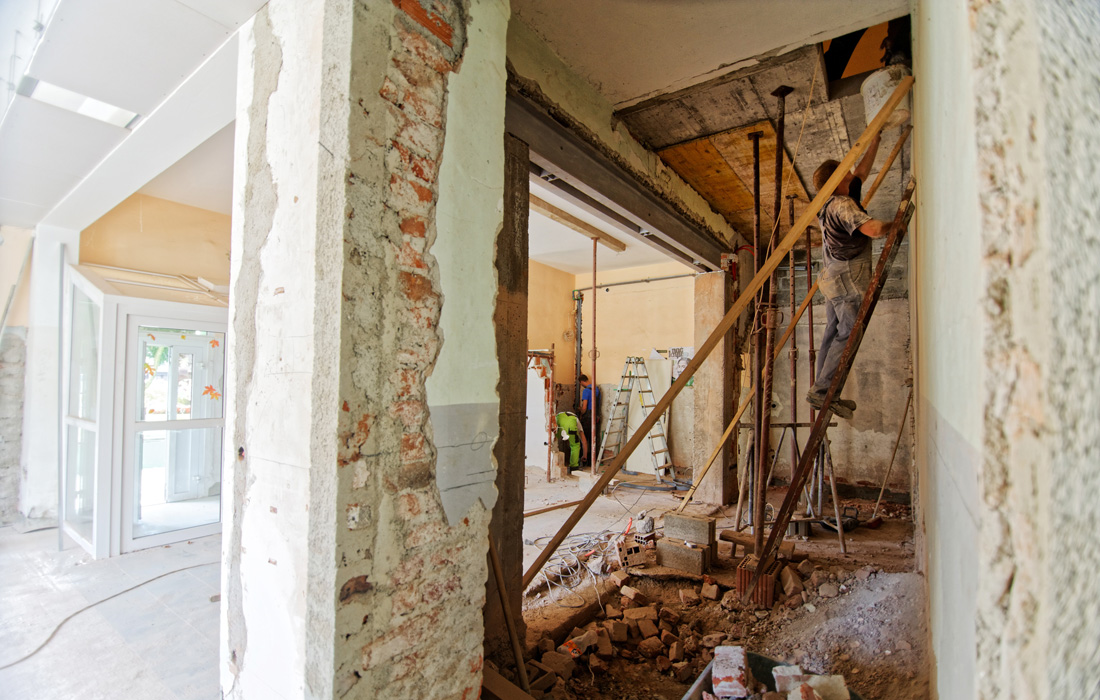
[597,357,673,478]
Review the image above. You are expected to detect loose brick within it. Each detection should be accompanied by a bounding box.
[679,588,702,606]
[609,570,630,587]
[701,581,720,600]
[606,620,628,643]
[638,619,659,639]
[668,641,684,662]
[773,665,809,693]
[659,630,679,646]
[623,606,658,621]
[712,645,753,698]
[540,651,575,679]
[595,629,613,659]
[659,607,681,624]
[620,585,648,604]
[656,655,672,672]
[672,661,694,682]
[637,637,665,659]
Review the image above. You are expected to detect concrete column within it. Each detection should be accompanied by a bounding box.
[692,271,734,505]
[19,225,78,522]
[222,1,509,698]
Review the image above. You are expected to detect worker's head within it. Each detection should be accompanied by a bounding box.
[579,374,590,387]
[813,159,854,196]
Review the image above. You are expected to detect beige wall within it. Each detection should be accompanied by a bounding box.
[527,260,576,385]
[80,194,231,285]
[0,226,34,328]
[575,261,695,382]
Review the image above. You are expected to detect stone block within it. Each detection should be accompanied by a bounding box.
[817,582,839,598]
[657,539,707,575]
[712,645,753,698]
[663,513,716,545]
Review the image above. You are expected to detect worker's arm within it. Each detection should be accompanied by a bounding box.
[579,398,588,414]
[853,132,882,182]
[857,218,893,239]
[578,426,588,459]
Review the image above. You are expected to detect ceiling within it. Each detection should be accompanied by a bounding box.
[509,0,908,108]
[0,0,265,228]
[138,122,235,215]
[528,177,689,275]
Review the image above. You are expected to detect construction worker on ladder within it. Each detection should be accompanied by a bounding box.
[806,134,893,420]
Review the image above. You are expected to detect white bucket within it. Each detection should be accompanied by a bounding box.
[861,65,912,129]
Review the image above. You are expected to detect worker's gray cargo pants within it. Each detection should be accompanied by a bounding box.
[810,247,872,397]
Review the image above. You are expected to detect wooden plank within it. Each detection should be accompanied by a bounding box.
[658,138,754,215]
[529,194,627,252]
[523,499,583,518]
[520,75,914,590]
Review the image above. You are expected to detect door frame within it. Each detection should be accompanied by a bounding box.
[119,311,227,554]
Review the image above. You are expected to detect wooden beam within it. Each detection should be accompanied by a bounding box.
[520,75,914,590]
[523,499,583,518]
[529,194,627,252]
[862,124,912,209]
[674,280,819,513]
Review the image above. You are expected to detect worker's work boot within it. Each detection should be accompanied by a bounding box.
[805,390,856,420]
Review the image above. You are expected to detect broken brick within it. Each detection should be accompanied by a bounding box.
[637,637,665,659]
[679,588,702,606]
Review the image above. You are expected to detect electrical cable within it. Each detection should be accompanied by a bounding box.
[0,560,220,670]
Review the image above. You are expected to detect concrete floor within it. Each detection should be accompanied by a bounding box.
[0,526,221,700]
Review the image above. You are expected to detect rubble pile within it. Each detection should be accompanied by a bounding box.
[512,561,882,700]
[702,645,853,699]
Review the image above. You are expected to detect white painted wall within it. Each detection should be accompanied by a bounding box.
[912,1,982,697]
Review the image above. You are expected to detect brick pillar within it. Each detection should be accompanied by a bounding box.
[692,271,735,505]
[222,1,509,698]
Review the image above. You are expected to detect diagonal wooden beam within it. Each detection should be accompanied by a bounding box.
[521,75,914,590]
[529,194,627,252]
[862,124,912,209]
[675,279,820,513]
[743,177,917,603]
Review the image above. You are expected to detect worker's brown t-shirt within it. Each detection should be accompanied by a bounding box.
[819,177,872,261]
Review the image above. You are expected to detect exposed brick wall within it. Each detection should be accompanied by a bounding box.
[331,2,489,699]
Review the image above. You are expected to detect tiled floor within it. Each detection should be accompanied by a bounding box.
[0,527,221,700]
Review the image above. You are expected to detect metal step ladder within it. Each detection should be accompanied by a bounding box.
[597,357,673,478]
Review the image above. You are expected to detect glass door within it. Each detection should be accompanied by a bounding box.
[122,319,226,550]
[62,287,101,549]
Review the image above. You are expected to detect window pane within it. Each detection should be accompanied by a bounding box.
[176,353,193,419]
[138,327,225,422]
[134,428,222,538]
[65,425,96,541]
[68,288,99,420]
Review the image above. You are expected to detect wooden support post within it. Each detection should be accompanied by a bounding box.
[520,76,914,589]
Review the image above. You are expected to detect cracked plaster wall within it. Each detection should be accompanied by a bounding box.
[223,1,507,698]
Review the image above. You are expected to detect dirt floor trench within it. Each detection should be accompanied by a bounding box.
[502,467,930,700]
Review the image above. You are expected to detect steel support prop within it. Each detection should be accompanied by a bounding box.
[520,76,914,589]
[743,176,917,601]
[747,130,765,553]
[755,85,793,555]
[787,194,799,484]
[590,239,597,474]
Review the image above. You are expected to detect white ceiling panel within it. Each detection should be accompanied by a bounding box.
[138,121,235,214]
[0,198,51,229]
[28,0,233,115]
[0,97,126,207]
[176,0,269,30]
